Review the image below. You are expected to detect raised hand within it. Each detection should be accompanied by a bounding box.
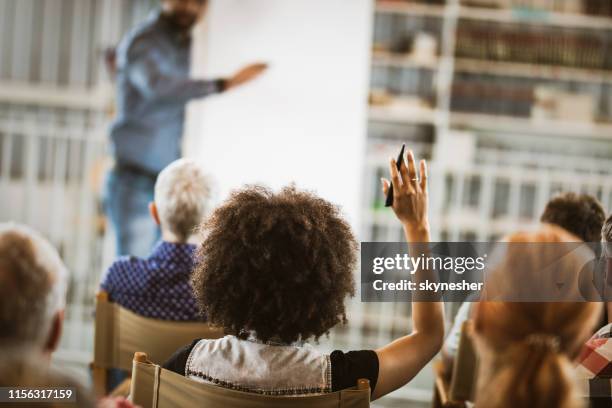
[374,150,443,401]
[381,149,429,239]
[225,63,268,91]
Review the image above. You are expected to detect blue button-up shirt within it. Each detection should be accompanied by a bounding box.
[110,10,223,175]
[101,241,202,321]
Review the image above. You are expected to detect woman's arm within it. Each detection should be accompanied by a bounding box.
[372,150,445,400]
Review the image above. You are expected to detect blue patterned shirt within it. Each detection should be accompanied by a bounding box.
[101,241,202,321]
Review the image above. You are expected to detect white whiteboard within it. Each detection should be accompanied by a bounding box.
[184,0,372,232]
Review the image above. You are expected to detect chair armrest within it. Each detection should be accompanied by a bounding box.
[134,352,150,364]
[434,360,451,405]
[91,362,107,398]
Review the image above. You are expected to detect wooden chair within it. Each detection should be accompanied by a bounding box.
[91,291,224,397]
[130,352,371,408]
[432,320,478,408]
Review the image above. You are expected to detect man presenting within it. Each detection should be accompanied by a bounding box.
[105,0,266,257]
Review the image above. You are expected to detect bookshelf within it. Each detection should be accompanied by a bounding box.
[320,1,612,404]
[455,5,612,30]
[351,3,612,401]
[375,0,612,28]
[374,54,612,84]
[367,0,612,246]
[453,59,612,84]
[376,1,447,17]
[450,112,612,139]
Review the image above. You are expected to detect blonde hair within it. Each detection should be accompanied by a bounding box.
[474,225,601,408]
[154,158,211,242]
[0,223,67,349]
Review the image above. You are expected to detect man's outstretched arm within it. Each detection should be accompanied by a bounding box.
[127,42,267,104]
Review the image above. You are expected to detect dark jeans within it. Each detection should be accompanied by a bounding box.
[103,166,159,391]
[103,166,160,258]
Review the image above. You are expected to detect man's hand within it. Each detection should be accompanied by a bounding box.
[381,149,429,239]
[225,63,268,91]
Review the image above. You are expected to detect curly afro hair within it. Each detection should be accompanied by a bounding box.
[191,185,358,344]
[540,192,605,242]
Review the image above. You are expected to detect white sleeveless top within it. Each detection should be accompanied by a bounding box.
[185,335,332,395]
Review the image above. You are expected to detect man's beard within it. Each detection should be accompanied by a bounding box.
[165,12,197,32]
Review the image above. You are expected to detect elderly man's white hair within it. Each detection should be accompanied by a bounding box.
[0,223,68,349]
[155,158,211,242]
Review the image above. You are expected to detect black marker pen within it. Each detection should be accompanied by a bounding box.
[385,144,405,207]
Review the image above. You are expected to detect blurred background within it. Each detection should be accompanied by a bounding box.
[2,0,612,406]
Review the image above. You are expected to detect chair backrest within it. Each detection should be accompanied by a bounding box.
[92,291,224,394]
[432,319,478,408]
[130,352,371,408]
[449,320,478,402]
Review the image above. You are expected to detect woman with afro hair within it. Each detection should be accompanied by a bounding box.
[163,150,444,400]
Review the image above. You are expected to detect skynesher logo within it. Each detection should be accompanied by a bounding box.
[371,279,484,292]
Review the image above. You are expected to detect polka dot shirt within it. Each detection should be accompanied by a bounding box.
[100,241,203,321]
